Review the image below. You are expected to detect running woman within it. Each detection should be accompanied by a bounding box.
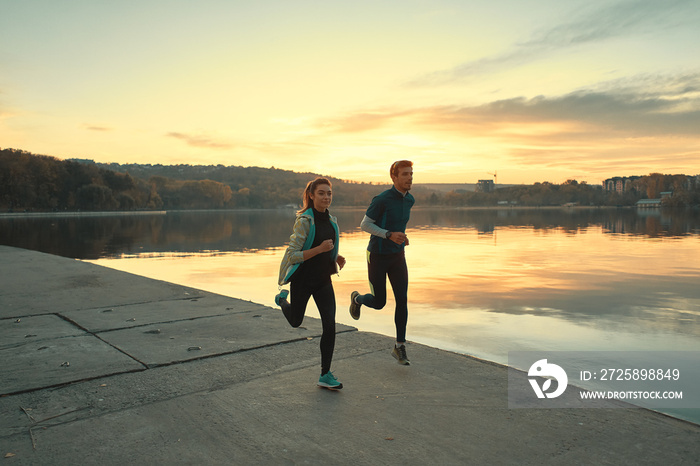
[350,160,414,365]
[275,177,346,389]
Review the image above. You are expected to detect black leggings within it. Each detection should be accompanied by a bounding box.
[281,278,336,374]
[357,251,408,343]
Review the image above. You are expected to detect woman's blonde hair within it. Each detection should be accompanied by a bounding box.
[298,177,332,214]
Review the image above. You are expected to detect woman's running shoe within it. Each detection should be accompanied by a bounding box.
[318,371,343,390]
[274,289,289,307]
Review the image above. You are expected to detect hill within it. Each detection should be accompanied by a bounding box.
[2,148,699,211]
[0,148,433,211]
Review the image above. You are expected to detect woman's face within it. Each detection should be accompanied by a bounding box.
[310,183,332,210]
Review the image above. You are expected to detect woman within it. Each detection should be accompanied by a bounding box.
[275,177,346,389]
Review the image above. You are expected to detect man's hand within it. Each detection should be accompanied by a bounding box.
[336,255,346,270]
[389,232,408,245]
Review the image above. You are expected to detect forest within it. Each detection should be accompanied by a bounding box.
[0,148,395,211]
[1,148,699,212]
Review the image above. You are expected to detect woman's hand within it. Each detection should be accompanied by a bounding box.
[336,254,346,270]
[302,239,334,261]
[318,239,334,252]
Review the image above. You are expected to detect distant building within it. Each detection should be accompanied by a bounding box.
[476,179,495,193]
[636,199,661,208]
[603,176,641,193]
[636,192,672,208]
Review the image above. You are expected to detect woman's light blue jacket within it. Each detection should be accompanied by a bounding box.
[278,208,339,286]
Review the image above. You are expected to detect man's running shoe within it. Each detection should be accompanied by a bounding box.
[392,344,410,365]
[349,291,361,320]
[318,371,343,390]
[274,289,289,307]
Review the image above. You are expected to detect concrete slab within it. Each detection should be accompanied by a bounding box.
[1,331,144,396]
[97,308,356,367]
[2,332,699,465]
[0,246,203,318]
[61,294,265,333]
[0,315,84,348]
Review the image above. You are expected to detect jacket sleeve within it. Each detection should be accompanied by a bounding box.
[286,215,310,265]
[361,214,388,237]
[278,215,310,285]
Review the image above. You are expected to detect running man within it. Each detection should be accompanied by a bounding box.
[350,160,414,365]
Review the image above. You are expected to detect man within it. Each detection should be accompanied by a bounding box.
[350,160,414,365]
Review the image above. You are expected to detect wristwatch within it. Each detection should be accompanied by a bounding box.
[385,231,393,239]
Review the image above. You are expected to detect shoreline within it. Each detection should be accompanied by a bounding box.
[1,204,686,219]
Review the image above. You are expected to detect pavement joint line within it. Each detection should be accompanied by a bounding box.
[1,312,55,321]
[67,295,210,313]
[77,294,211,311]
[0,296,209,322]
[54,312,150,370]
[1,367,148,398]
[6,407,94,451]
[142,330,357,369]
[1,334,88,351]
[88,310,266,334]
[54,312,90,333]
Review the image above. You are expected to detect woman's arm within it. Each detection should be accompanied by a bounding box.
[302,239,334,261]
[287,216,334,263]
[286,216,310,265]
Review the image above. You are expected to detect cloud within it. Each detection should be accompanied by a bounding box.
[524,0,693,46]
[322,72,700,138]
[83,125,112,132]
[408,0,699,86]
[471,73,700,136]
[166,132,233,149]
[316,109,414,133]
[310,71,700,178]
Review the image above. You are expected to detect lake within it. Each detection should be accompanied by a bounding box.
[2,207,699,423]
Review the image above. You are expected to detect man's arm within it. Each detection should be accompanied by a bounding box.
[360,215,388,237]
[361,215,408,245]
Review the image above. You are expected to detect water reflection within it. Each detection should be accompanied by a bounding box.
[77,226,700,356]
[2,208,700,260]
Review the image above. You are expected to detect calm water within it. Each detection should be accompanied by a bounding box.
[2,207,699,422]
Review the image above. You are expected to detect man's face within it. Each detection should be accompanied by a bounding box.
[392,167,413,193]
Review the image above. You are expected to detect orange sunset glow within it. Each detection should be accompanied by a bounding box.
[2,1,699,184]
[89,224,700,361]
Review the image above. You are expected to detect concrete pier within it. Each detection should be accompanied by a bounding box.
[1,245,698,465]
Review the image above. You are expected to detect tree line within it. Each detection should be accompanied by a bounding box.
[0,148,392,211]
[2,148,699,212]
[441,178,700,208]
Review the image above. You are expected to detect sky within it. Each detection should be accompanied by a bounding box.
[1,0,699,185]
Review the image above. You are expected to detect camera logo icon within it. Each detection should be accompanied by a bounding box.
[528,359,568,399]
